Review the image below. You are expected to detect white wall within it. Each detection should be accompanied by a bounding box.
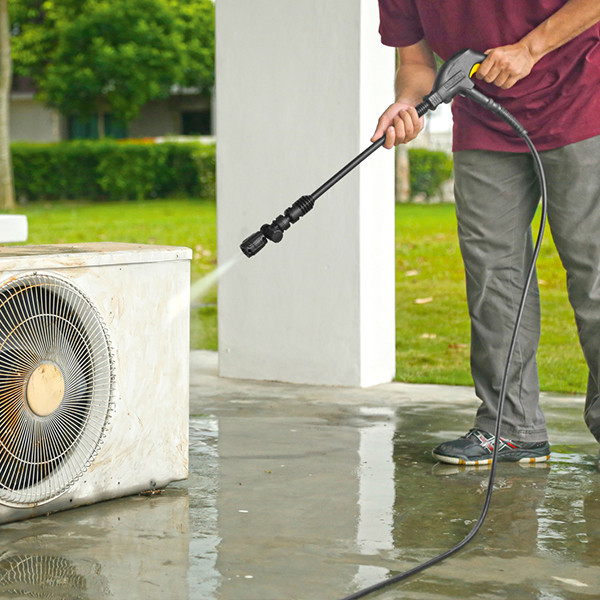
[217,0,395,387]
[10,98,60,142]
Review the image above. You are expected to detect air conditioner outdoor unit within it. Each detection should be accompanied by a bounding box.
[0,242,191,524]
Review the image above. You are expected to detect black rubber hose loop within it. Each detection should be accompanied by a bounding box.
[337,98,547,600]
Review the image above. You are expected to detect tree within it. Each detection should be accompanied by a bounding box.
[167,0,214,93]
[10,0,214,126]
[0,0,14,209]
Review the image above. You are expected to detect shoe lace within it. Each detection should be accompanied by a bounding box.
[466,429,517,452]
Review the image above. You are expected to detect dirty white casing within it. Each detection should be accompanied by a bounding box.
[0,243,191,524]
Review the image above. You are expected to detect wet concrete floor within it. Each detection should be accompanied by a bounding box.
[1,350,600,599]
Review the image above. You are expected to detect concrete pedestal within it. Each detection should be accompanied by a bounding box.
[217,0,395,386]
[0,215,27,243]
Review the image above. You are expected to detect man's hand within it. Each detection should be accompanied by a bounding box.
[476,43,536,90]
[371,101,425,149]
[477,0,600,91]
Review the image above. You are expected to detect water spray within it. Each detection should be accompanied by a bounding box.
[189,255,242,302]
[167,255,242,324]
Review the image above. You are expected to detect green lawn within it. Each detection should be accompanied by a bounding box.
[4,199,587,394]
[394,204,586,394]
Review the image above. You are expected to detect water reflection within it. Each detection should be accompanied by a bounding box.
[185,418,220,599]
[0,491,190,599]
[213,413,361,599]
[0,552,94,599]
[353,407,396,591]
[197,401,600,599]
[376,403,600,599]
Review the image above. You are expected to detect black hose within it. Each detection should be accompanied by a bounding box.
[337,100,547,600]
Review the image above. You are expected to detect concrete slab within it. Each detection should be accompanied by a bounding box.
[0,350,598,599]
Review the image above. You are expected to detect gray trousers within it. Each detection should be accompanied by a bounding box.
[453,135,600,443]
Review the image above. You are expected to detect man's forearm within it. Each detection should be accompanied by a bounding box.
[395,63,436,105]
[394,43,437,105]
[522,0,600,62]
[371,40,436,148]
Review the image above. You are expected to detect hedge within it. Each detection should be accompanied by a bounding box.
[11,140,449,203]
[408,147,453,202]
[11,140,216,202]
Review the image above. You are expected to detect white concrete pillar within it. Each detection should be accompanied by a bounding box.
[217,0,395,387]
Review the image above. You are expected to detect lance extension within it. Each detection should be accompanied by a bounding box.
[240,49,487,258]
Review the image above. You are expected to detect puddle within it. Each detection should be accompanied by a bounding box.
[0,490,191,599]
[0,386,599,599]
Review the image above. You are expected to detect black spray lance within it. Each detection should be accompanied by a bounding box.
[240,49,494,258]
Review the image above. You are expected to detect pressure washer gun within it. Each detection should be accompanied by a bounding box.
[240,49,523,258]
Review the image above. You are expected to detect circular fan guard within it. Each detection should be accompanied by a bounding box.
[0,273,114,507]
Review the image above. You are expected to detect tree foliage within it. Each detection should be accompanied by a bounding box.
[408,148,454,202]
[166,0,214,91]
[10,0,214,123]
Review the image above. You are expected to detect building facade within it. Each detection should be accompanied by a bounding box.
[10,77,213,142]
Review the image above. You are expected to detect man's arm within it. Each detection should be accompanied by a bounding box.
[371,39,437,148]
[477,0,600,89]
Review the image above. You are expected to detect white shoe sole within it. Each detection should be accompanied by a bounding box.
[432,451,551,466]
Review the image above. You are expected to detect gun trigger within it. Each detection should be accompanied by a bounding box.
[469,63,481,78]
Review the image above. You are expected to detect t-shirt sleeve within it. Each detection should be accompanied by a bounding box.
[378,0,425,48]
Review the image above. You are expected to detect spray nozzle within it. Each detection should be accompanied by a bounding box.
[240,195,316,257]
[240,231,268,257]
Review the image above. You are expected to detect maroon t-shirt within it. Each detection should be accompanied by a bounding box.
[378,0,600,152]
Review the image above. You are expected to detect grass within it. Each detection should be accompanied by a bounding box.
[395,204,586,394]
[3,199,587,394]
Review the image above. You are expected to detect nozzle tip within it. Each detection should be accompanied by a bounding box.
[240,231,268,258]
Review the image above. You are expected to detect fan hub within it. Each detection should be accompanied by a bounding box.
[26,364,65,417]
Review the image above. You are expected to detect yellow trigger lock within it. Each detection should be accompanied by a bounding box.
[469,63,481,78]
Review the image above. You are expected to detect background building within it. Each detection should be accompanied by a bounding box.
[10,76,214,142]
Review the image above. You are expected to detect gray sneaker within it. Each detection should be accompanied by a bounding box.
[432,429,551,466]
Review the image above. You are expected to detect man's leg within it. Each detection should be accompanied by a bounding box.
[452,149,548,442]
[540,136,600,442]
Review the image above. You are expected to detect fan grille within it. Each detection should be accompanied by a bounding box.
[0,272,114,507]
